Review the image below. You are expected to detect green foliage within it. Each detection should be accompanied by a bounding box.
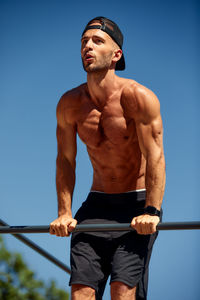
[0,236,69,300]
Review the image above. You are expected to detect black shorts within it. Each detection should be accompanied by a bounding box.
[69,190,159,300]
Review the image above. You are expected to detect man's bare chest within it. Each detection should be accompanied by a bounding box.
[77,101,136,148]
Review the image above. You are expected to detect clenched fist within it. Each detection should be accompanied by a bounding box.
[131,214,160,235]
[50,215,77,237]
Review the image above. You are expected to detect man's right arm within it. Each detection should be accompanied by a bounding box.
[50,95,77,237]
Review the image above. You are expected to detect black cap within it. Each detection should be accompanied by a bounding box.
[82,16,125,71]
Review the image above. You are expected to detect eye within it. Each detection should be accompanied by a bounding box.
[95,38,104,44]
[81,39,88,47]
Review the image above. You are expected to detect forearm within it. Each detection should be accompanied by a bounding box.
[145,153,165,210]
[56,155,76,217]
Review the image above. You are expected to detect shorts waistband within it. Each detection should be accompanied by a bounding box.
[87,189,146,204]
[90,189,146,194]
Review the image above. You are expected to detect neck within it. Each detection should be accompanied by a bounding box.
[86,69,119,108]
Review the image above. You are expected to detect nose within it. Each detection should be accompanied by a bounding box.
[83,38,93,51]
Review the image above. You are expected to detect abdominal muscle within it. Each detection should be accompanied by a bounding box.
[85,139,146,194]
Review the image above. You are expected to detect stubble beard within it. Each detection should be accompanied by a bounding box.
[82,52,113,73]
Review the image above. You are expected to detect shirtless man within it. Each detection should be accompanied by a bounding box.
[50,17,165,300]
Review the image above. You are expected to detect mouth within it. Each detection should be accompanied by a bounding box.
[85,53,94,62]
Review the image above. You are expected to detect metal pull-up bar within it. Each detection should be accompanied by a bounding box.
[0,221,200,234]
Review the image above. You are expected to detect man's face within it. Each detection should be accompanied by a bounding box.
[81,28,115,73]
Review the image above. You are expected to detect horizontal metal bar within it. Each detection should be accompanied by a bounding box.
[77,222,200,231]
[0,221,200,234]
[0,219,71,274]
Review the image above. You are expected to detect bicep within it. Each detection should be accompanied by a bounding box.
[134,87,164,159]
[56,96,77,166]
[56,122,77,168]
[136,115,163,160]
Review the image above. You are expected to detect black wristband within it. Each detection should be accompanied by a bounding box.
[143,206,161,217]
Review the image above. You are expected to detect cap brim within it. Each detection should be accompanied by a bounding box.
[115,53,125,71]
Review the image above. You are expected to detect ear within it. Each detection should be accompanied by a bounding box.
[112,49,123,63]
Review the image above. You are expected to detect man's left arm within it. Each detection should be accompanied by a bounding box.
[131,85,166,235]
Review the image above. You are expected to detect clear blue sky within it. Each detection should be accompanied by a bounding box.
[0,0,199,299]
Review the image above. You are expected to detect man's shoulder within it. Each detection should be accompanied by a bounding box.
[121,79,160,118]
[58,83,87,106]
[56,83,86,126]
[121,78,156,101]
